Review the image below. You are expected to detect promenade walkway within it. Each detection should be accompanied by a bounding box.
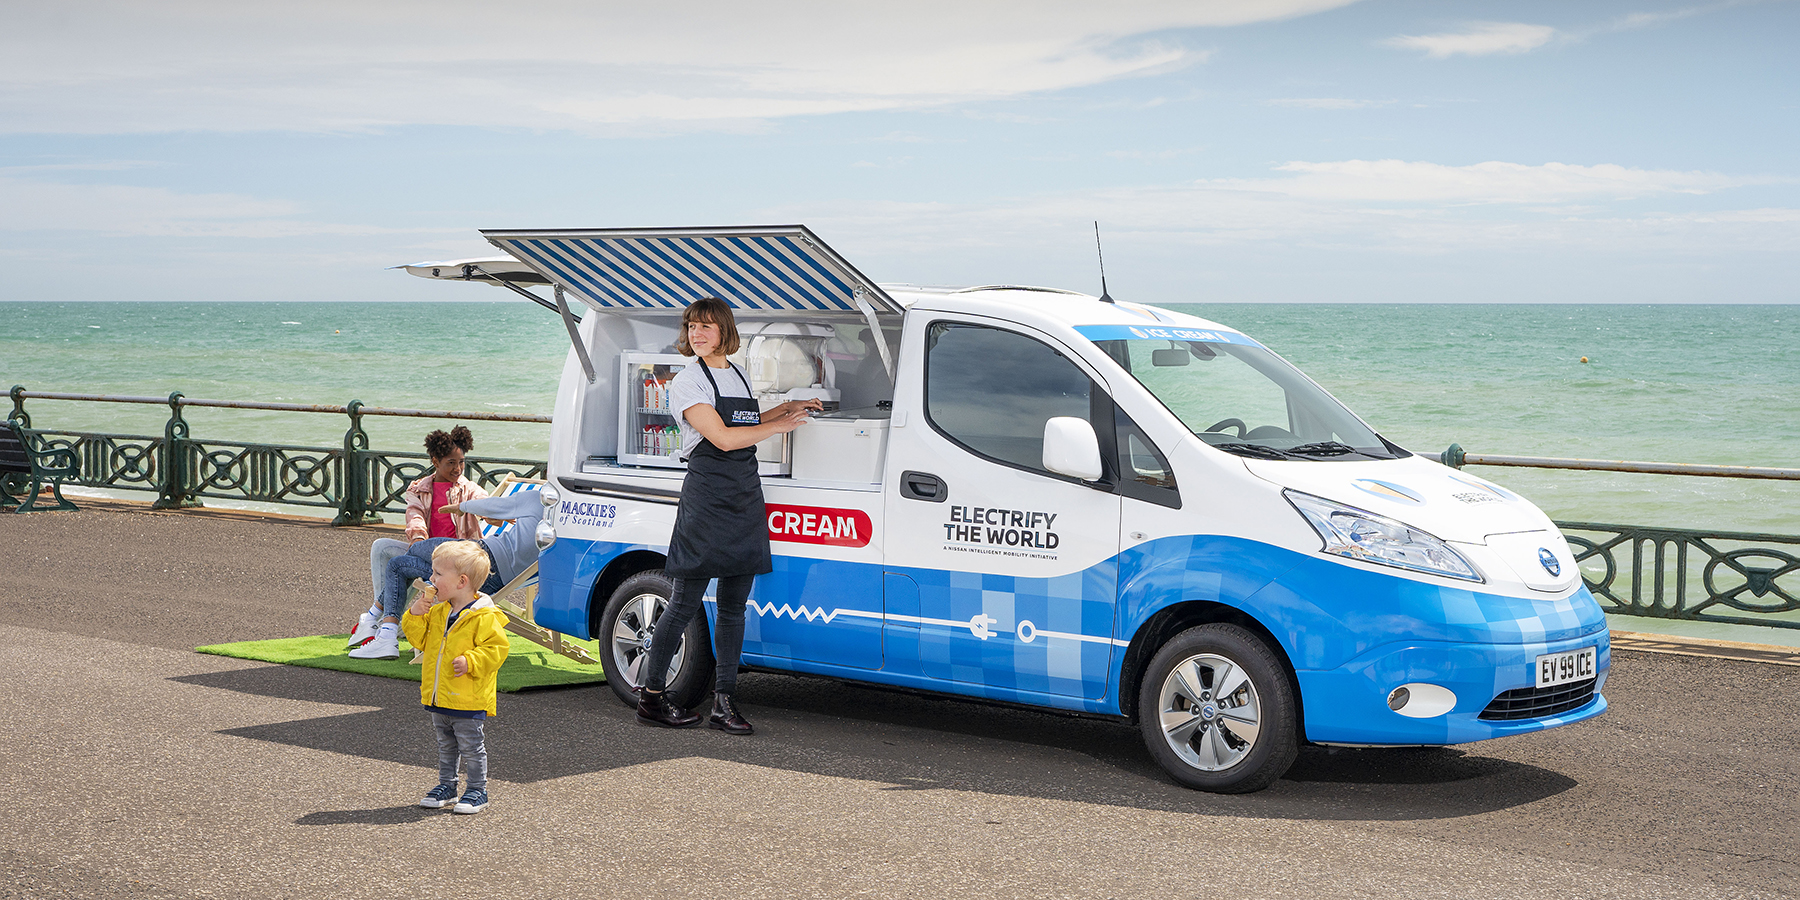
[2,500,1796,899]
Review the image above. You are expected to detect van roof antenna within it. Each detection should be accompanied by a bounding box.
[1093,221,1115,304]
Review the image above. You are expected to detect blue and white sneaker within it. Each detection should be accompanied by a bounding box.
[452,788,489,815]
[420,782,459,809]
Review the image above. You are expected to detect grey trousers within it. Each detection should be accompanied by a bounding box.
[430,712,488,791]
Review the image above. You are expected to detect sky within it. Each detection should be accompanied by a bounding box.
[2,0,1796,305]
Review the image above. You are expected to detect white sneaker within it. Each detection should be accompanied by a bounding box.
[348,632,400,660]
[347,611,380,649]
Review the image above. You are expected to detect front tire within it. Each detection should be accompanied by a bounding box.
[598,570,714,710]
[1137,623,1298,793]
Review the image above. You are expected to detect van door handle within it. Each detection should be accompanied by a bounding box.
[899,470,947,503]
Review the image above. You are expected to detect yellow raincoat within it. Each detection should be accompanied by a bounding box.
[402,595,510,716]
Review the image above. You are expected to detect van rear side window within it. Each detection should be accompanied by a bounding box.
[924,322,1094,476]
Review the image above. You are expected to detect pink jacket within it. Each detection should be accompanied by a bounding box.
[403,474,489,542]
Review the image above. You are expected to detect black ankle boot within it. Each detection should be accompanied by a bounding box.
[708,691,753,735]
[636,689,700,728]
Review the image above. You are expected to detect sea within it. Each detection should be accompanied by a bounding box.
[5,300,1797,645]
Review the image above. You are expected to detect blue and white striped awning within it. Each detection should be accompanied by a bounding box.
[482,226,901,317]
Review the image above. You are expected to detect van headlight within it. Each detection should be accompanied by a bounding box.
[1285,490,1482,583]
[535,519,557,551]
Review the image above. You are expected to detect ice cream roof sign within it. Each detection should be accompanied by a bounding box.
[1072,324,1264,348]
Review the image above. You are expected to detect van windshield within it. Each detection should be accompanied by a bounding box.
[1092,339,1404,461]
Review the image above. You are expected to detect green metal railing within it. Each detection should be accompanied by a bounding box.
[6,386,548,526]
[1440,443,1800,631]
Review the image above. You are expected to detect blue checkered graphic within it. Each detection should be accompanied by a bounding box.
[884,561,1121,699]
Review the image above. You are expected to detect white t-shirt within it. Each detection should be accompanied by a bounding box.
[668,359,755,461]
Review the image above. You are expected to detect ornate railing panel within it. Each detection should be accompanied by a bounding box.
[31,430,164,491]
[1559,523,1800,630]
[186,438,344,511]
[9,386,548,527]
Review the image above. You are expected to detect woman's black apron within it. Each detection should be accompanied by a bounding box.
[665,362,772,578]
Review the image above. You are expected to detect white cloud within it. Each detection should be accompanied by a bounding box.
[1383,22,1559,58]
[0,177,454,238]
[0,0,1358,135]
[1606,2,1734,32]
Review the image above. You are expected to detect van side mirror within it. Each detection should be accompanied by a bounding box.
[1042,417,1103,481]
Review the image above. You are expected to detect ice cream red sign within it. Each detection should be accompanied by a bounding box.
[765,503,872,548]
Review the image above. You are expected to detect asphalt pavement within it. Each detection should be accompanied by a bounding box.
[2,500,1795,899]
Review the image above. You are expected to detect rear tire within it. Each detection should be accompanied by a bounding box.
[1137,623,1298,793]
[597,570,714,710]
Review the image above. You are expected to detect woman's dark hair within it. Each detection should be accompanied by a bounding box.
[676,296,741,357]
[424,425,474,460]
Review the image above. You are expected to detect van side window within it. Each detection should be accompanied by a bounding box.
[1115,410,1181,509]
[925,322,1094,476]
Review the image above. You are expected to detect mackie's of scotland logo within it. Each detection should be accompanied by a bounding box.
[1538,547,1561,577]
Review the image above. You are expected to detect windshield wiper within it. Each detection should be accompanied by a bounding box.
[1286,441,1362,457]
[1210,442,1300,461]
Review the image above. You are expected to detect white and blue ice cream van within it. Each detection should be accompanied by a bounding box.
[405,225,1607,793]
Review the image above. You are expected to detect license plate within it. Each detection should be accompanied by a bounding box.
[1535,646,1597,688]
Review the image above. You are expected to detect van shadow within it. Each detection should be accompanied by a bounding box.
[174,665,1575,823]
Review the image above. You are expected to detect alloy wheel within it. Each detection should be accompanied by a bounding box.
[1154,652,1264,771]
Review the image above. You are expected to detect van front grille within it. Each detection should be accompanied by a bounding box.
[1479,678,1598,721]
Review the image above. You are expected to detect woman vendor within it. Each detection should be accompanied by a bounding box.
[635,296,821,735]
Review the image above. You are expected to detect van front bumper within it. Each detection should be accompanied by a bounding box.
[1295,629,1611,745]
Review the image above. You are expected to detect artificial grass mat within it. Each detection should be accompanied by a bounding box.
[195,633,607,692]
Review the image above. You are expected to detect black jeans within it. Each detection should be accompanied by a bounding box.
[641,573,753,695]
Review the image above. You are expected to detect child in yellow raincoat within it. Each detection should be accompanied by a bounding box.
[401,540,510,815]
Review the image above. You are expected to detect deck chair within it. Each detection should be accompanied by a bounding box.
[409,474,598,666]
